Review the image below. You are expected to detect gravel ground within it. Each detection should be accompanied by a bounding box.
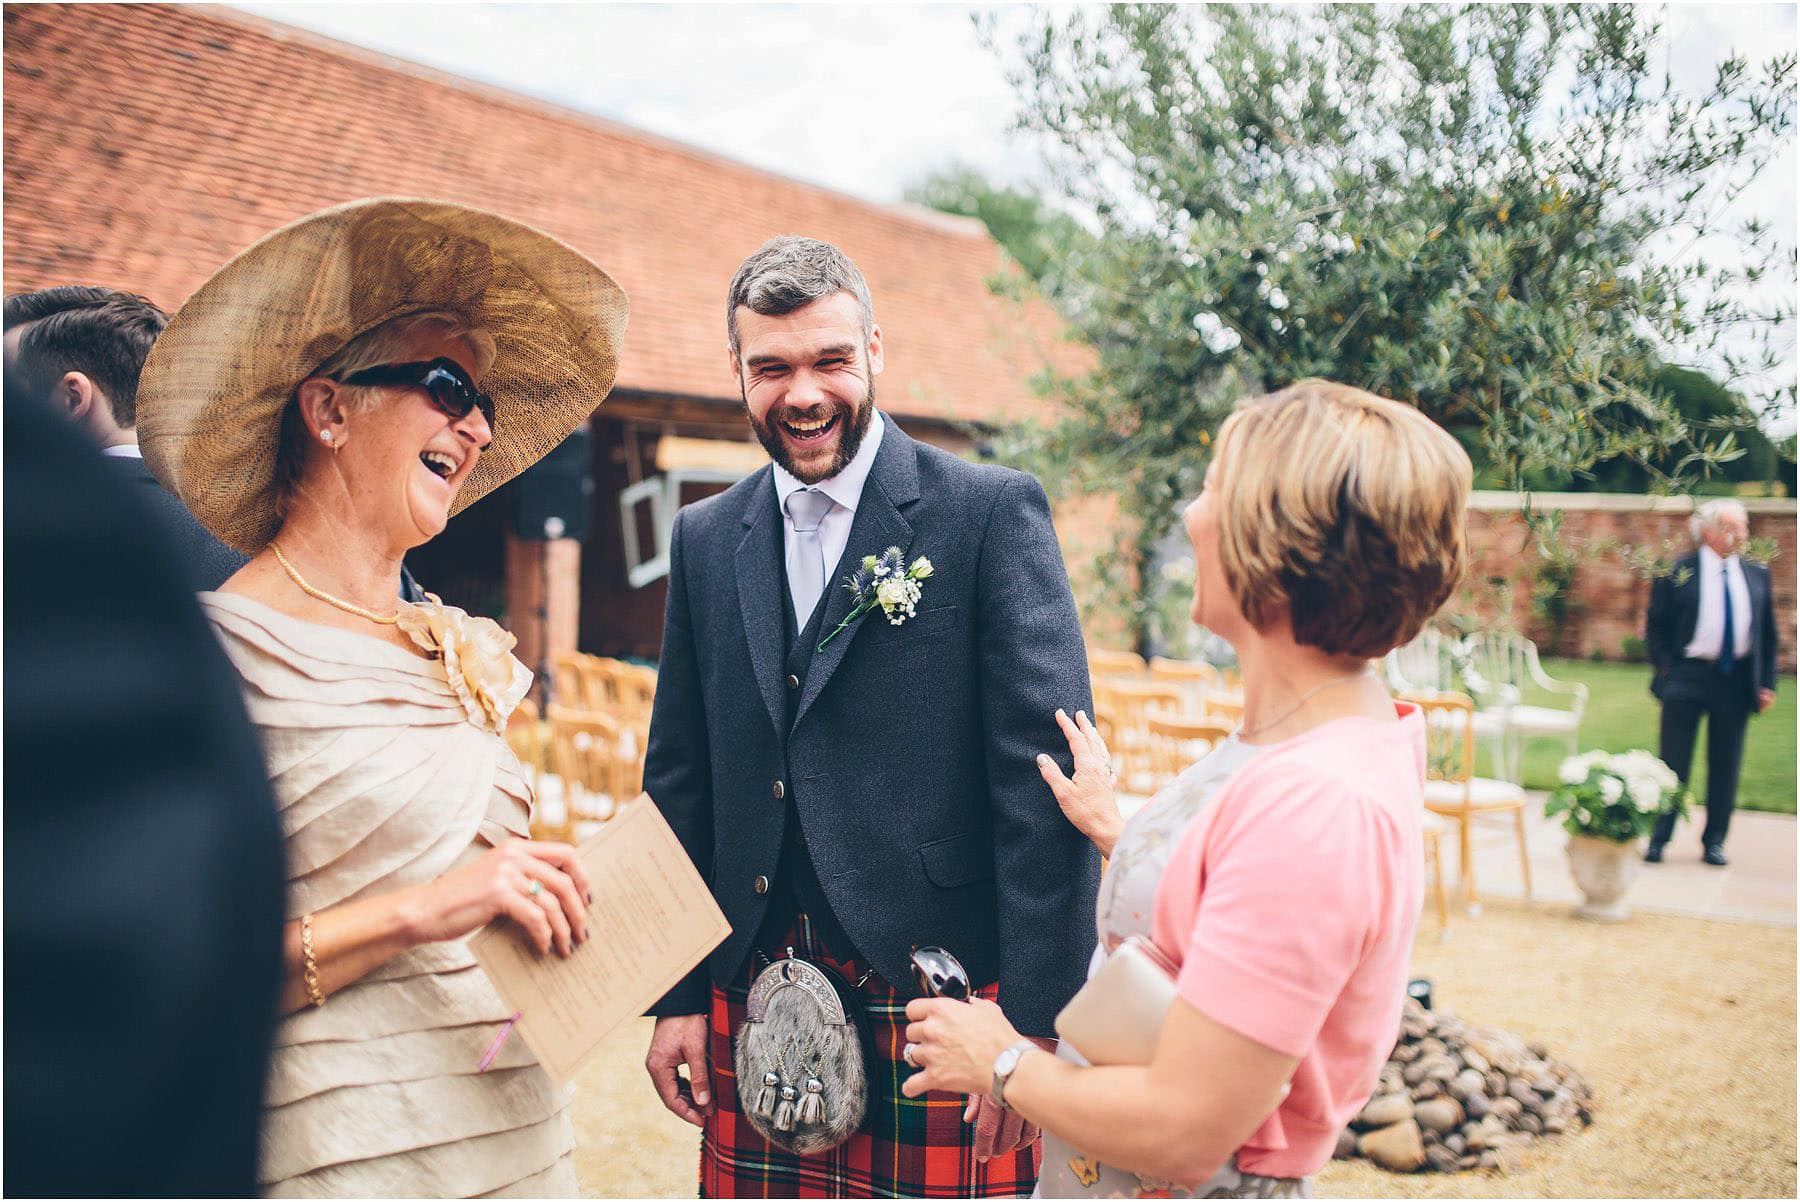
[568,902,1794,1198]
[1319,903,1795,1199]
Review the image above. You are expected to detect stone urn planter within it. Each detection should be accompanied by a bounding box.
[1549,750,1686,922]
[1565,834,1643,922]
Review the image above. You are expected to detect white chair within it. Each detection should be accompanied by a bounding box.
[1387,628,1512,780]
[1385,627,1457,692]
[1457,631,1586,783]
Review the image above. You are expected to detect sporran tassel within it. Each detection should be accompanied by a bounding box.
[773,1084,799,1132]
[797,1077,824,1126]
[754,1071,780,1120]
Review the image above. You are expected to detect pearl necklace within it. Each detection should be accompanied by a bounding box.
[1237,668,1378,740]
[270,542,401,626]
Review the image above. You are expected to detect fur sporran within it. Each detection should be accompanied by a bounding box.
[733,952,871,1156]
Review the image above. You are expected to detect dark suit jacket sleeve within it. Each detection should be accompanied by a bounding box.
[1756,564,1778,694]
[975,473,1102,1037]
[121,458,249,592]
[643,507,715,1016]
[1645,570,1676,680]
[5,400,283,1196]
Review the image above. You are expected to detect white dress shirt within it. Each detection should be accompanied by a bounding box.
[771,410,886,627]
[101,443,143,458]
[1683,543,1753,661]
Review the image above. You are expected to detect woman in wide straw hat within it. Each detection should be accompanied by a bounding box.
[137,197,628,1198]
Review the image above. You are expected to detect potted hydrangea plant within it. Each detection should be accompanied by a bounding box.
[1545,750,1689,921]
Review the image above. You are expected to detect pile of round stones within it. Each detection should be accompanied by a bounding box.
[1333,998,1593,1174]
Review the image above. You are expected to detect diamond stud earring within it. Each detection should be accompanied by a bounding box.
[320,430,333,444]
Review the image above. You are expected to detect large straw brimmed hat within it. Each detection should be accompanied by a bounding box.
[137,197,629,554]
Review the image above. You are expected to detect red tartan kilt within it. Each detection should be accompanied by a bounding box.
[700,925,1039,1198]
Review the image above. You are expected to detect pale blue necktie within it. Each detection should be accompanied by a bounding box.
[785,488,836,626]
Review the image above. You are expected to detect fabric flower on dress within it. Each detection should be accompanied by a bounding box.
[396,592,532,733]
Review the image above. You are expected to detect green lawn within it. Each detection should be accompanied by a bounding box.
[1506,659,1795,815]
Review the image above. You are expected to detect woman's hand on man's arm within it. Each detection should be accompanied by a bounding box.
[1037,707,1124,857]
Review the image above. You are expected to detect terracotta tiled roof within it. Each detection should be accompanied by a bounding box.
[3,4,1070,425]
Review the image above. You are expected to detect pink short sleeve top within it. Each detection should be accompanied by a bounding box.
[1149,702,1426,1179]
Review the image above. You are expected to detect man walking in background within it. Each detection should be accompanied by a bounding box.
[1644,498,1779,866]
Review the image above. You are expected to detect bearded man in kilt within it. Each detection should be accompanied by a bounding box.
[642,235,1100,1198]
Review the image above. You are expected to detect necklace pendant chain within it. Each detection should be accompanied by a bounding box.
[1238,667,1378,740]
[271,542,402,626]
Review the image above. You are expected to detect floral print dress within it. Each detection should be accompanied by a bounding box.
[1037,738,1310,1200]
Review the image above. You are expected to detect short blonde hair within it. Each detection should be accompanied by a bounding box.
[1210,378,1473,658]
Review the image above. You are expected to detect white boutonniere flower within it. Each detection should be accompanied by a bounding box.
[817,546,935,651]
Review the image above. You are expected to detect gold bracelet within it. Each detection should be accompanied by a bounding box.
[301,912,326,1008]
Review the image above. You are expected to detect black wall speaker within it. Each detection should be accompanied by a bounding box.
[512,424,593,540]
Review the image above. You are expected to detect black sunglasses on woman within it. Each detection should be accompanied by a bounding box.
[341,357,496,434]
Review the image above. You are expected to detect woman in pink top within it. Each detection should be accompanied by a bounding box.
[902,379,1472,1197]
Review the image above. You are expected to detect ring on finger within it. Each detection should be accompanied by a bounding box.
[902,1042,920,1069]
[527,879,543,897]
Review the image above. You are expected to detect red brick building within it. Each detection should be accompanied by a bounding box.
[9,5,1791,680]
[4,3,1075,677]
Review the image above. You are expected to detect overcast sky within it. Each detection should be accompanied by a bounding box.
[241,2,1797,428]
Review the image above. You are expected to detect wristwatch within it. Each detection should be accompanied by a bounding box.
[991,1039,1038,1111]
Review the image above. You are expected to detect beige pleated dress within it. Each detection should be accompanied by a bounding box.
[202,592,578,1199]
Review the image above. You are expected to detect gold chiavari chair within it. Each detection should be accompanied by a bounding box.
[1145,712,1234,793]
[615,664,658,724]
[1094,680,1185,794]
[1148,657,1220,711]
[605,665,656,796]
[547,704,623,831]
[1421,810,1452,935]
[1411,692,1531,913]
[549,651,591,710]
[506,695,547,803]
[1086,646,1147,685]
[575,655,623,713]
[1205,691,1246,727]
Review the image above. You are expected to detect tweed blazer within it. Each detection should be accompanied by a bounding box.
[644,420,1100,1036]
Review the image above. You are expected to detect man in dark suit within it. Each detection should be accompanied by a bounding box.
[4,380,285,1196]
[1644,498,1779,866]
[641,236,1099,1197]
[4,286,248,591]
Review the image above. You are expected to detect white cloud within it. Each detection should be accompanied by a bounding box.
[238,2,1032,202]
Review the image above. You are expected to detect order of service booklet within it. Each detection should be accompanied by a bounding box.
[470,795,730,1085]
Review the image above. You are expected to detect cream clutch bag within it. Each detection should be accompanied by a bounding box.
[1054,936,1179,1065]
